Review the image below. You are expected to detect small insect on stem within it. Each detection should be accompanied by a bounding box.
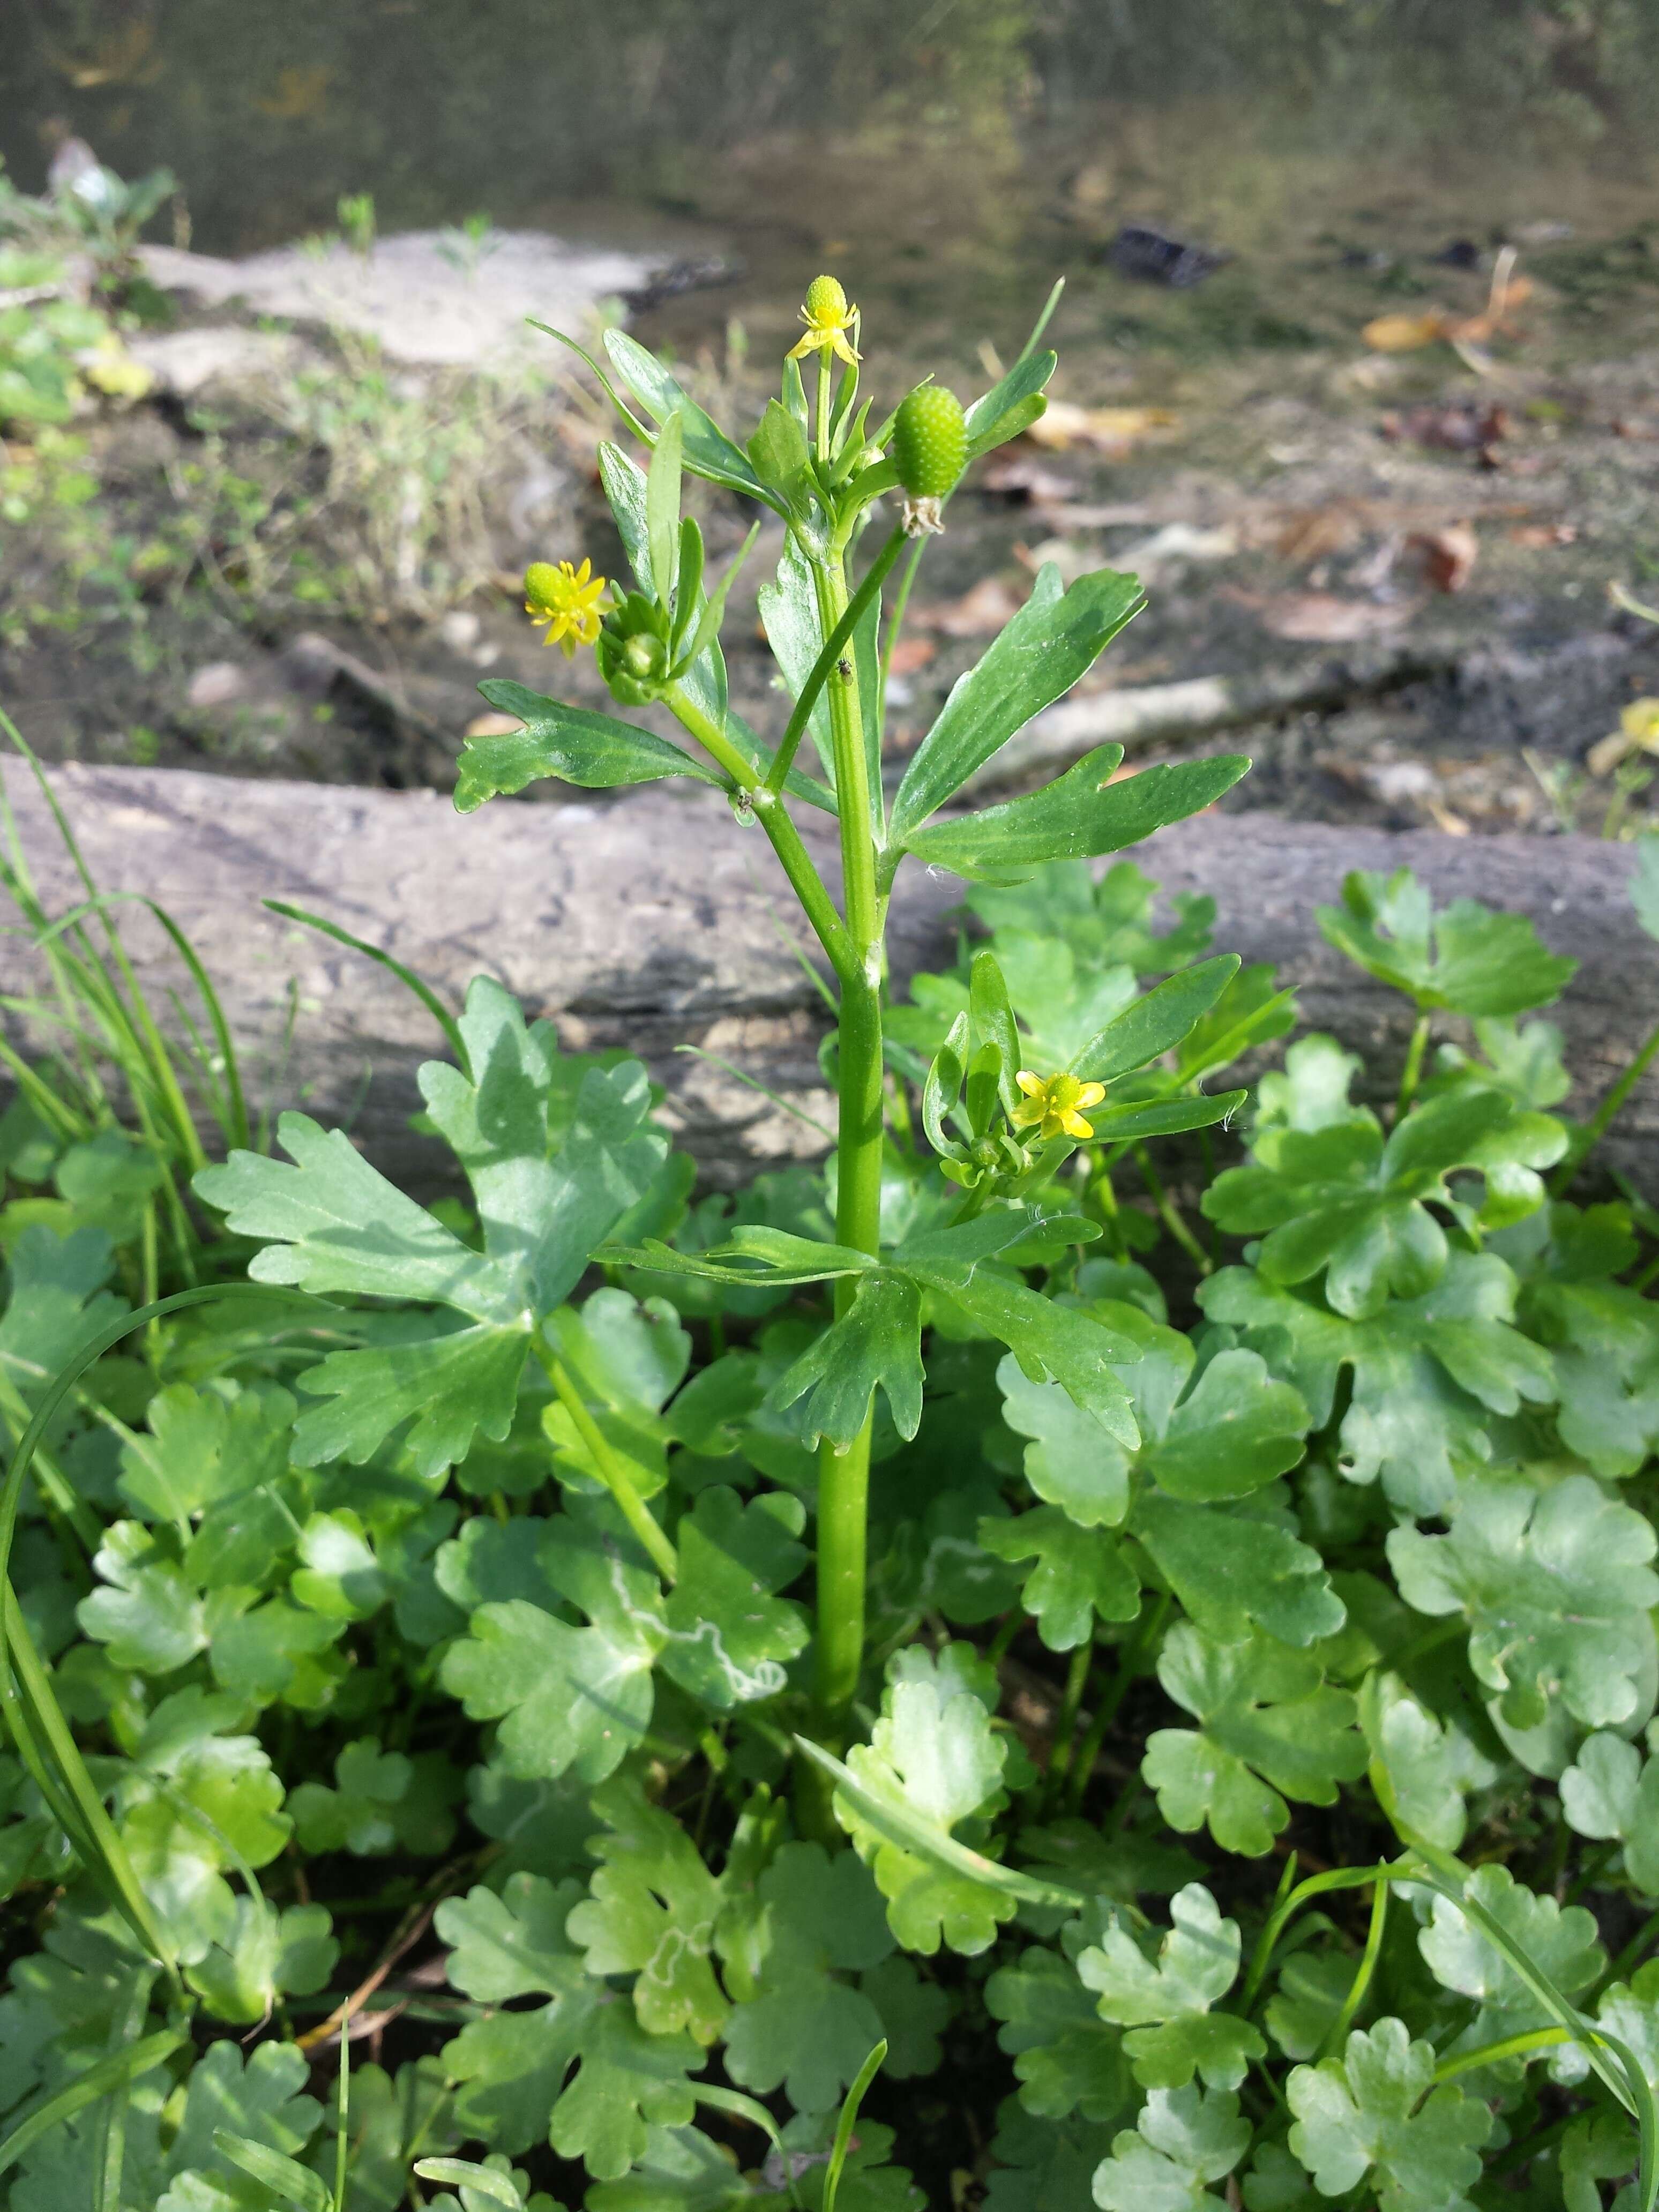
[836,655,854,679]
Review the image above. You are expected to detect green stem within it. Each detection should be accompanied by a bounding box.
[1551,1013,1659,1195]
[1564,1840,1621,1904]
[1039,1639,1094,1814]
[816,351,832,468]
[1601,1901,1659,1993]
[665,684,851,978]
[1489,2112,1576,2180]
[1241,1859,1410,2013]
[1319,1876,1388,2055]
[877,534,928,734]
[1133,1146,1210,1275]
[535,1345,678,1583]
[1396,1011,1432,1117]
[1092,1159,1129,1261]
[1064,1593,1170,1815]
[986,1609,1025,1670]
[1432,2027,1567,2084]
[808,547,885,1746]
[767,526,905,796]
[1098,1774,1144,1842]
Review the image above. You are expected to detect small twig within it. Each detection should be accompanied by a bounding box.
[297,1888,447,2052]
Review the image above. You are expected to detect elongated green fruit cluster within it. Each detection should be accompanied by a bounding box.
[892,385,966,498]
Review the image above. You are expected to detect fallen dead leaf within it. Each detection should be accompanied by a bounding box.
[1015,523,1233,586]
[886,636,937,676]
[1336,354,1413,393]
[1406,521,1478,592]
[1015,537,1100,585]
[1317,754,1436,804]
[1112,522,1239,574]
[1363,248,1531,354]
[1231,590,1419,642]
[1380,402,1508,453]
[1023,401,1180,453]
[911,576,1028,638]
[464,710,524,739]
[1363,311,1453,354]
[974,452,1078,504]
[1274,502,1384,564]
[1507,521,1578,548]
[1034,500,1154,529]
[1447,268,1533,347]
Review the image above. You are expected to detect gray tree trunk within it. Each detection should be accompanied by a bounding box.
[3,764,1651,1194]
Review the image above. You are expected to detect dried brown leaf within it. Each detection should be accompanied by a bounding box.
[911,576,1029,638]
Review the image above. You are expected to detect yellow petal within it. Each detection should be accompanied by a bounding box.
[1015,1070,1044,1098]
[1075,1082,1107,1109]
[1587,731,1634,779]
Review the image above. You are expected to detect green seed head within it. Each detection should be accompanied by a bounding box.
[892,385,966,500]
[804,274,849,325]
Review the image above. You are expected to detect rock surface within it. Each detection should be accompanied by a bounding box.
[125,325,322,399]
[1,763,1651,1194]
[138,233,660,368]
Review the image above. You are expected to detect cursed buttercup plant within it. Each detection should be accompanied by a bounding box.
[1,284,1658,2212]
[453,275,1251,1767]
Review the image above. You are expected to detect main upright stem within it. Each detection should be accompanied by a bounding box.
[810,544,884,1744]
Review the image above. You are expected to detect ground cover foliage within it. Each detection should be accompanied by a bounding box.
[2,281,1659,2212]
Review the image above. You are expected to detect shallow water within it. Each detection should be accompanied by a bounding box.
[4,1,1658,353]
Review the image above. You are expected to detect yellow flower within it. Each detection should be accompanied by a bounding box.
[1011,1070,1107,1144]
[1588,697,1659,780]
[787,274,861,367]
[81,335,153,402]
[524,558,607,656]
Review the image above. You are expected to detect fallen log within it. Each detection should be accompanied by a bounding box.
[0,762,1653,1194]
[965,635,1468,792]
[967,627,1643,793]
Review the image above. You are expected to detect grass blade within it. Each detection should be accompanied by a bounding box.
[93,1967,156,2212]
[1400,1825,1658,2210]
[823,2042,886,2212]
[693,2083,798,2177]
[0,2030,184,2181]
[216,2132,334,2212]
[793,1734,1089,1914]
[413,2158,524,2209]
[261,900,464,1068]
[0,1282,332,1978]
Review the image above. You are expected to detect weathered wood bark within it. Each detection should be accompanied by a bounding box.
[966,629,1645,794]
[1,763,1653,1193]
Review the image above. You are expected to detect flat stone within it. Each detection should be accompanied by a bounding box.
[124,325,319,398]
[138,231,661,369]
